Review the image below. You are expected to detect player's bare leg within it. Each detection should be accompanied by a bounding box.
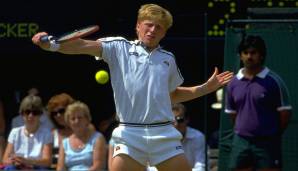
[111,154,146,171]
[155,153,191,171]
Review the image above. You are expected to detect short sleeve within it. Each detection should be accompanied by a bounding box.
[41,128,53,144]
[168,56,184,92]
[225,84,237,114]
[95,37,126,65]
[7,127,18,144]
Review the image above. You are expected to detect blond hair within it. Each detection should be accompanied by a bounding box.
[64,101,92,125]
[137,4,173,30]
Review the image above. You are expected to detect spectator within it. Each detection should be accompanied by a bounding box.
[172,103,207,171]
[46,93,75,167]
[0,99,5,163]
[2,95,52,170]
[11,87,53,130]
[98,112,119,143]
[146,103,208,171]
[56,101,106,171]
[225,35,292,171]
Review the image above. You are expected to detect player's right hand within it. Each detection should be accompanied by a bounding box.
[32,32,50,50]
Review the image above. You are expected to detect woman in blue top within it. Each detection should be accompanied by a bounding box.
[56,101,106,171]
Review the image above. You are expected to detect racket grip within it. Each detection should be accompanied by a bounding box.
[40,35,50,42]
[40,35,56,43]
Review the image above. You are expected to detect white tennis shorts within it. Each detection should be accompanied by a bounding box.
[111,124,184,166]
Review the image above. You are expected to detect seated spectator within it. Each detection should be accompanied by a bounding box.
[46,93,75,167]
[2,95,53,170]
[11,111,53,131]
[0,99,5,163]
[97,112,119,143]
[146,103,208,171]
[56,101,106,171]
[11,87,53,130]
[172,103,207,171]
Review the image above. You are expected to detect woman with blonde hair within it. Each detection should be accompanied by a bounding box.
[56,101,106,171]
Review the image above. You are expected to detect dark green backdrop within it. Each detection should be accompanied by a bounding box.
[218,20,298,171]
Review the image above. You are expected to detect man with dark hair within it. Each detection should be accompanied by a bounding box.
[225,35,292,171]
[147,103,207,171]
[172,103,207,171]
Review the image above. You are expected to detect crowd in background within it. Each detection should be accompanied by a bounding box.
[0,88,213,171]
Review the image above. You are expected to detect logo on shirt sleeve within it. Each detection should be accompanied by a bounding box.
[163,61,170,67]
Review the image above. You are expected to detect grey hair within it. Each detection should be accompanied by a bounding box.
[19,95,43,113]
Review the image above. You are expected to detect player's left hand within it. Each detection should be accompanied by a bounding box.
[206,67,234,92]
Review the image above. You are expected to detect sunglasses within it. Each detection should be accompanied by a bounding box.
[51,108,66,117]
[175,116,185,123]
[22,109,42,116]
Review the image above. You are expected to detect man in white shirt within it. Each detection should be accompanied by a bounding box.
[172,103,207,171]
[147,103,207,171]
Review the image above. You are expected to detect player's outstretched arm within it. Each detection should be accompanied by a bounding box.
[170,67,233,104]
[31,32,102,57]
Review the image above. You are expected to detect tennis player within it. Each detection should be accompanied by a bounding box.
[32,3,233,171]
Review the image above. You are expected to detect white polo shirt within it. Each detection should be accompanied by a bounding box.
[96,37,183,124]
[8,126,52,159]
[182,127,206,171]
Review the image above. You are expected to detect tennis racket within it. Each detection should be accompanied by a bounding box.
[40,25,99,43]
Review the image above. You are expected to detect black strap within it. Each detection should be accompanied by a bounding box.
[119,121,172,127]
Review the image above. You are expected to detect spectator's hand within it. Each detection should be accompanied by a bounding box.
[10,155,33,169]
[206,67,233,92]
[11,155,29,166]
[9,156,21,166]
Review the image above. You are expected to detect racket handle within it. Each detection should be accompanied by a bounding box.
[40,35,50,42]
[40,35,56,43]
[39,35,60,51]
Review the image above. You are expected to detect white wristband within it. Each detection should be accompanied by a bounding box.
[48,40,60,52]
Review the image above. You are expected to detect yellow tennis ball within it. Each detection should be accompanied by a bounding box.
[95,70,109,84]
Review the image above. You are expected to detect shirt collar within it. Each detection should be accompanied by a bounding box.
[236,67,270,80]
[134,40,161,51]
